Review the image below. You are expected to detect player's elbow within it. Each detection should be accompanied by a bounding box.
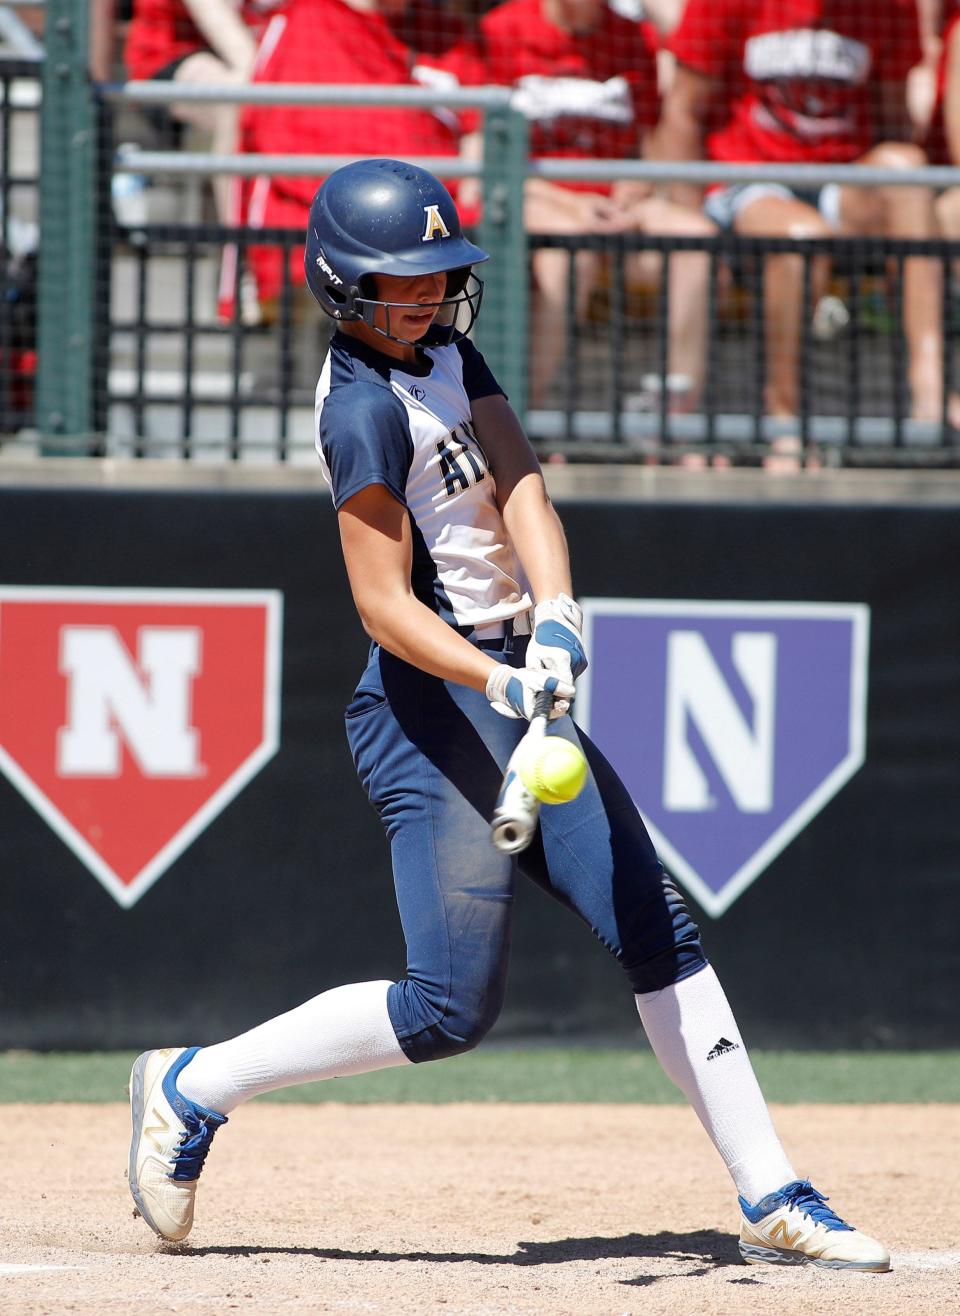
[355,603,390,648]
[354,602,380,644]
[352,588,410,651]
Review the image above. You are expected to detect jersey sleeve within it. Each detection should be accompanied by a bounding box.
[454,335,506,401]
[669,0,741,80]
[318,382,414,510]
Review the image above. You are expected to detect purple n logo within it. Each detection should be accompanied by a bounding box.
[579,601,870,916]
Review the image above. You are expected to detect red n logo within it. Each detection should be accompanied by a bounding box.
[0,588,282,906]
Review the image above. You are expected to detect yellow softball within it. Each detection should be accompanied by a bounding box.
[518,736,588,805]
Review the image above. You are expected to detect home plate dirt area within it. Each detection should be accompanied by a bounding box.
[3,1103,957,1315]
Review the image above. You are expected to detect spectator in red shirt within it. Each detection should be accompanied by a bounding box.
[464,0,715,410]
[230,0,474,319]
[926,6,960,244]
[654,0,955,459]
[125,1,283,225]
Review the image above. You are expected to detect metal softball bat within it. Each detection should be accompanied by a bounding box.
[490,689,553,854]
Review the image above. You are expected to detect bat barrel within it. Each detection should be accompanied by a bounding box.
[489,699,552,855]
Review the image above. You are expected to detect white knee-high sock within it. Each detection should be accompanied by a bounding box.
[635,964,796,1203]
[177,980,410,1114]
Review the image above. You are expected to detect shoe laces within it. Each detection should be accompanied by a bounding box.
[782,1180,854,1232]
[170,1110,221,1182]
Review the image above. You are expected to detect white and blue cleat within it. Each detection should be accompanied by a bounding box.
[739,1178,890,1271]
[128,1046,227,1242]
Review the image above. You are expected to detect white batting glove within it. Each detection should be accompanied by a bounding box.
[524,593,588,685]
[485,664,575,721]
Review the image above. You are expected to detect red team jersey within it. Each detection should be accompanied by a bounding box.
[670,0,921,164]
[234,0,469,308]
[125,0,282,80]
[473,0,659,186]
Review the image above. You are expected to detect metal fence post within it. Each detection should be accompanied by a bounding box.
[477,104,528,421]
[36,0,96,453]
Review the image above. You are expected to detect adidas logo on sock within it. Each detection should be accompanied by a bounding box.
[706,1036,740,1061]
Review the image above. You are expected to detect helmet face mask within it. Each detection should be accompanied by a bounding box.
[353,270,485,347]
[305,159,489,346]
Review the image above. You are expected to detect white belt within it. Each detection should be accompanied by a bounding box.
[473,609,532,640]
[473,621,506,639]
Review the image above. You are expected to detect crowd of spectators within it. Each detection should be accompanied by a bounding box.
[123,1,285,227]
[457,0,713,410]
[655,0,959,464]
[106,1,960,461]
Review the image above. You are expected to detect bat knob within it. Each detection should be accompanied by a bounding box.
[491,812,535,854]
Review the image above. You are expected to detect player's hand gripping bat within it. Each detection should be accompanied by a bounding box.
[490,689,554,854]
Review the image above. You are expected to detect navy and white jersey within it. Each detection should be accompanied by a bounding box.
[315,330,533,630]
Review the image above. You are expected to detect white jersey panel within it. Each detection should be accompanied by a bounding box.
[315,337,532,629]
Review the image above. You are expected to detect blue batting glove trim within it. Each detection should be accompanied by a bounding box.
[533,620,589,678]
[504,675,524,716]
[504,672,560,717]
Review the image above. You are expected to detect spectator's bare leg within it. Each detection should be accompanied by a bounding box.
[627,197,715,403]
[171,53,245,225]
[530,247,602,408]
[843,143,953,424]
[935,188,960,291]
[525,182,607,408]
[734,195,831,425]
[935,186,960,241]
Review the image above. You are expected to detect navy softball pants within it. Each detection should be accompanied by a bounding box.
[345,636,707,1064]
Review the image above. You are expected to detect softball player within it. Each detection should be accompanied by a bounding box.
[128,159,889,1273]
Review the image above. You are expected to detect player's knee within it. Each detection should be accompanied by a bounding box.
[620,871,708,994]
[401,1008,499,1063]
[390,977,504,1063]
[441,1007,499,1058]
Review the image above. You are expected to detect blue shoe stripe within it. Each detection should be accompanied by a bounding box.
[159,1047,227,1182]
[740,1179,854,1232]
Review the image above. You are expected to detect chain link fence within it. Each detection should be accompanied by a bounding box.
[5,0,960,466]
[0,55,40,437]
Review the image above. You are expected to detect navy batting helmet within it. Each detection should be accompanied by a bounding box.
[304,158,488,345]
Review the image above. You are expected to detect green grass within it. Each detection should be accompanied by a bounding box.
[1,1048,958,1104]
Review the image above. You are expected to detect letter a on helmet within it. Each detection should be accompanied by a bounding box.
[422,204,451,242]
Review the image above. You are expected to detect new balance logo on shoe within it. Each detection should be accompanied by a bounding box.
[145,1108,170,1153]
[766,1219,804,1249]
[706,1036,741,1060]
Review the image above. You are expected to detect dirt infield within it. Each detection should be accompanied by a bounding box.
[3,1103,956,1315]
